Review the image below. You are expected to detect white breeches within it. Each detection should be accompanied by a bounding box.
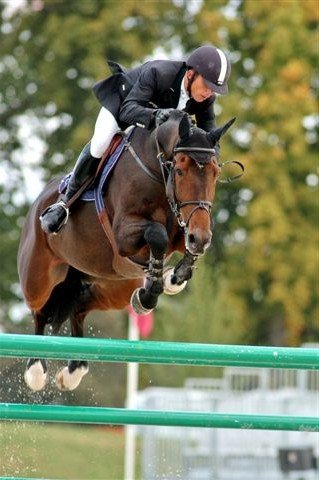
[90,107,121,158]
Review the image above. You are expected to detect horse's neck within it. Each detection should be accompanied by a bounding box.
[149,122,179,162]
[144,130,159,165]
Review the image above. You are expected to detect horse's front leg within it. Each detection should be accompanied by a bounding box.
[131,223,168,314]
[163,250,198,295]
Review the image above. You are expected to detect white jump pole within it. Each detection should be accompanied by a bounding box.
[124,312,139,480]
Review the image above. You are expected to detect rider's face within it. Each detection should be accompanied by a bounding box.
[186,71,214,102]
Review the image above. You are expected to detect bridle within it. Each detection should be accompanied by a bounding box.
[124,124,244,231]
[159,142,215,229]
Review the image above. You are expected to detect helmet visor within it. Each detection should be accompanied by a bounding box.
[203,77,228,95]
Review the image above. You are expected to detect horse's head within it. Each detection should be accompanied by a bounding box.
[162,112,235,256]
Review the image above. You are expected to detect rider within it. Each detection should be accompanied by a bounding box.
[40,44,231,234]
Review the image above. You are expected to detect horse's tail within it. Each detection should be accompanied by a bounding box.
[41,267,88,332]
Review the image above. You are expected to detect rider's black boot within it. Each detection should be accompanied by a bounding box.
[40,143,100,234]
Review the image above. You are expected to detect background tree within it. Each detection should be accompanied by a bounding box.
[199,0,318,345]
[0,0,191,326]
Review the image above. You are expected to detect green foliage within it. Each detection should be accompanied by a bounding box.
[198,0,318,345]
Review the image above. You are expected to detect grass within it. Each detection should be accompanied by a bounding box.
[0,422,139,480]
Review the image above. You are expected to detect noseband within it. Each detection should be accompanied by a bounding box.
[156,140,215,229]
[125,124,244,232]
[164,154,214,229]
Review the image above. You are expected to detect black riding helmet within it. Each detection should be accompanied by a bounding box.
[186,45,231,95]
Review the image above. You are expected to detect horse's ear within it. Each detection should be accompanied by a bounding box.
[208,117,236,145]
[179,114,191,142]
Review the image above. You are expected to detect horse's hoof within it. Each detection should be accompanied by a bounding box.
[163,267,187,295]
[24,360,48,391]
[55,365,89,391]
[130,288,154,315]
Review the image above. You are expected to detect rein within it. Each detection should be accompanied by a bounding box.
[125,125,244,230]
[155,131,213,229]
[124,139,162,184]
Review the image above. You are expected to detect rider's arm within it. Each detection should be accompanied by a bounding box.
[118,65,162,130]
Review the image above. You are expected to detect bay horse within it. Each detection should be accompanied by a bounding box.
[18,110,235,392]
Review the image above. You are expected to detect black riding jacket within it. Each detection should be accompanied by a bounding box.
[92,60,216,131]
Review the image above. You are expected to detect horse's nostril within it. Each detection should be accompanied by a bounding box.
[188,234,196,245]
[187,230,212,255]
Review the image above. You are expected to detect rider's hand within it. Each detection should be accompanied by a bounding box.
[154,108,174,126]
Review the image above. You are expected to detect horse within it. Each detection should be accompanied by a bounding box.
[18,110,235,392]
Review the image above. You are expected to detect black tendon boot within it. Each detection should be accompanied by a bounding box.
[40,143,100,234]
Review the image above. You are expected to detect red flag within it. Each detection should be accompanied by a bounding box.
[126,305,154,338]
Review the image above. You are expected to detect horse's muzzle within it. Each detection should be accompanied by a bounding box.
[185,228,212,256]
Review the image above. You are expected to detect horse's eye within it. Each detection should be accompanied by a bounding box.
[175,168,183,177]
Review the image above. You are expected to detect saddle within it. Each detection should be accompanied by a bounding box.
[59,132,127,207]
[59,128,144,279]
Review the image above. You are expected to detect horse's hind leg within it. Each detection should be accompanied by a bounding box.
[55,307,89,391]
[24,312,49,391]
[22,261,86,391]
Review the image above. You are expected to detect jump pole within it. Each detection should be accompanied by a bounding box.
[0,334,318,370]
[0,333,318,480]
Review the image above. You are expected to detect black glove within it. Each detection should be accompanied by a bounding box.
[155,108,174,126]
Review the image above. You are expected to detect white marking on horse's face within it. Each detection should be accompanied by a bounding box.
[24,360,48,391]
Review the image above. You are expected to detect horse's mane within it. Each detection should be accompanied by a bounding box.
[154,110,192,157]
[168,109,189,122]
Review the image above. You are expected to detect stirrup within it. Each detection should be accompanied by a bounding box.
[39,201,70,234]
